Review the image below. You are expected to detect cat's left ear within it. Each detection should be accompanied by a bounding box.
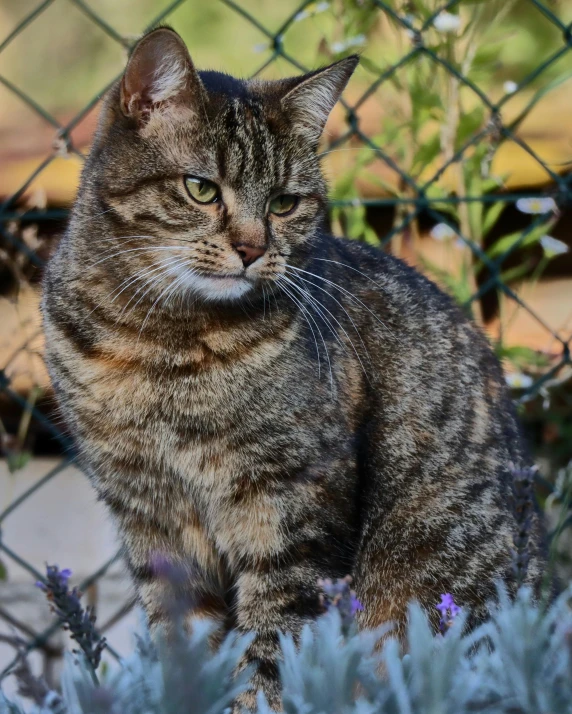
[281,56,359,144]
[120,27,204,124]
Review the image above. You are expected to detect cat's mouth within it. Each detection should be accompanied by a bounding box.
[205,272,248,281]
[176,269,254,302]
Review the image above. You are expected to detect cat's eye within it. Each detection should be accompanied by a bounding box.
[185,176,219,204]
[269,194,298,216]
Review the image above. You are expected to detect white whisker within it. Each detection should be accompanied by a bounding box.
[280,274,368,381]
[318,147,388,159]
[261,284,267,321]
[119,258,191,322]
[289,262,399,344]
[79,206,117,222]
[276,277,322,377]
[86,255,185,318]
[276,276,332,390]
[90,245,188,268]
[137,267,192,343]
[115,257,191,320]
[284,269,371,365]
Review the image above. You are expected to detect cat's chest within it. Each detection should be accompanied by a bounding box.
[81,336,348,492]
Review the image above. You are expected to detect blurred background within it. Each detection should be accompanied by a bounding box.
[0,0,571,690]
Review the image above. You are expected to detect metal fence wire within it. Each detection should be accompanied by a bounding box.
[1,0,572,682]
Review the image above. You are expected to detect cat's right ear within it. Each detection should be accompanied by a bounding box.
[120,27,204,125]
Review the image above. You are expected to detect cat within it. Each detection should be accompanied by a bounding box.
[43,26,544,710]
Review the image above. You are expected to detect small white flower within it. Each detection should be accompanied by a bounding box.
[515,197,557,214]
[540,235,569,256]
[503,80,518,94]
[430,222,457,241]
[403,13,416,38]
[433,12,461,33]
[295,1,329,21]
[505,372,534,389]
[331,34,366,53]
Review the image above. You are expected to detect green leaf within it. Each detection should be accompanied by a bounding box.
[499,260,535,284]
[498,345,551,370]
[456,105,485,148]
[467,174,483,240]
[412,132,441,172]
[486,220,555,259]
[483,201,507,236]
[7,450,32,474]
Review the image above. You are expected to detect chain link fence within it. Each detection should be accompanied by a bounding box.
[0,0,571,685]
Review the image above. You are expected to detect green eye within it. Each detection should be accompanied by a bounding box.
[185,176,219,204]
[269,194,298,216]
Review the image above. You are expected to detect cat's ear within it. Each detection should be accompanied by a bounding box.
[281,56,359,144]
[120,27,204,124]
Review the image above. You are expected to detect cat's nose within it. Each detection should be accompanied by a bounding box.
[232,242,267,268]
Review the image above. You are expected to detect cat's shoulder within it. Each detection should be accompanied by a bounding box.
[320,233,459,314]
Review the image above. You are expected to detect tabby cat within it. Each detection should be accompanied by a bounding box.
[43,27,544,709]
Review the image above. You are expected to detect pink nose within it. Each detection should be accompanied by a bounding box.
[232,242,267,267]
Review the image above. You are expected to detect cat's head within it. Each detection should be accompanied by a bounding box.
[83,27,357,304]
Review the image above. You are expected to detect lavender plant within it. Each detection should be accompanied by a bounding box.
[318,575,363,634]
[2,580,571,714]
[36,566,105,683]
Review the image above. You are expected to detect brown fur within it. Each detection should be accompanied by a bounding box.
[43,28,544,709]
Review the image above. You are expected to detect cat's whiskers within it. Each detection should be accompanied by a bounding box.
[114,256,193,321]
[93,234,152,246]
[90,236,154,263]
[279,274,368,381]
[275,276,331,389]
[284,269,371,366]
[137,265,196,344]
[118,257,194,322]
[90,244,187,267]
[279,275,346,358]
[86,254,189,318]
[92,236,200,264]
[261,283,267,321]
[112,255,187,299]
[287,262,399,344]
[79,206,117,222]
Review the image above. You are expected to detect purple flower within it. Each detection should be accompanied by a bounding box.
[318,576,363,635]
[350,595,363,615]
[436,593,461,634]
[36,566,72,592]
[436,593,454,614]
[37,565,105,672]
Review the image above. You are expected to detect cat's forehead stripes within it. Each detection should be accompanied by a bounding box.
[210,94,285,201]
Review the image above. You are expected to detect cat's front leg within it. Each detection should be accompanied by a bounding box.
[232,560,323,711]
[111,502,229,637]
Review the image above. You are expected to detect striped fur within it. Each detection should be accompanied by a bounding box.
[43,28,544,710]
